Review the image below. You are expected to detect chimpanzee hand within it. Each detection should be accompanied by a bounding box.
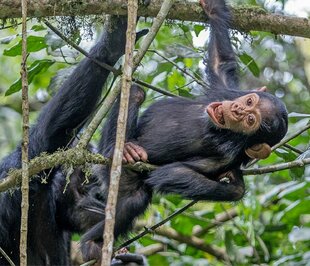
[111,253,147,266]
[123,142,148,164]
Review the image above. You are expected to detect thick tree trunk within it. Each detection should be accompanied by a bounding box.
[1,0,310,38]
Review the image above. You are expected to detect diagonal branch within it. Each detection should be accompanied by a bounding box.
[101,0,138,264]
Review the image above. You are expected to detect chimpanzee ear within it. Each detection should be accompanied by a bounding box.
[255,86,267,92]
[245,143,271,159]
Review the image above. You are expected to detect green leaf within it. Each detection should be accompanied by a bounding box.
[179,24,189,33]
[239,53,260,77]
[224,230,236,259]
[3,36,48,56]
[5,59,55,96]
[193,25,205,37]
[31,25,46,32]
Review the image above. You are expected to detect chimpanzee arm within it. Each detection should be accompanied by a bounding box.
[98,84,145,157]
[145,159,245,201]
[0,17,127,179]
[202,0,239,90]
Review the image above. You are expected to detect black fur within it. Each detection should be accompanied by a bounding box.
[0,16,128,265]
[0,0,288,264]
[78,0,287,261]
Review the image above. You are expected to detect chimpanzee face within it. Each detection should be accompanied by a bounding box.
[206,93,275,135]
[206,92,282,159]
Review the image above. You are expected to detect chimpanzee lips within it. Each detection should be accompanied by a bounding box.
[207,102,225,127]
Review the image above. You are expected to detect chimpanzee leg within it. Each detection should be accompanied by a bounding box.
[80,176,151,263]
[145,159,245,201]
[79,85,151,263]
[201,0,239,90]
[0,16,128,265]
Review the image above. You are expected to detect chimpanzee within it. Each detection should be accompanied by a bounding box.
[78,0,288,263]
[0,16,130,265]
[0,0,288,265]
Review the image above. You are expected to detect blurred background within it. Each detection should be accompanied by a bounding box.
[0,0,309,265]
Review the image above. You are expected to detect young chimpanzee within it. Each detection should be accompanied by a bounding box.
[78,0,288,263]
[0,16,130,265]
[0,0,288,265]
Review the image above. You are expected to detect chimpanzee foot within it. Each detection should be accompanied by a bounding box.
[123,142,148,164]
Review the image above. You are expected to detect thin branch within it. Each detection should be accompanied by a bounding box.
[19,0,29,263]
[133,79,182,98]
[244,157,310,175]
[194,208,238,237]
[115,200,197,251]
[0,247,15,266]
[220,204,260,263]
[273,123,310,151]
[101,1,138,264]
[78,0,176,148]
[246,123,310,167]
[43,19,119,76]
[147,49,207,88]
[283,143,303,154]
[1,1,310,38]
[154,226,230,262]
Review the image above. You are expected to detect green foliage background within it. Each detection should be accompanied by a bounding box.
[0,0,309,265]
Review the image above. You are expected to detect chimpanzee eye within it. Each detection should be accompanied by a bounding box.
[246,98,253,106]
[247,114,255,126]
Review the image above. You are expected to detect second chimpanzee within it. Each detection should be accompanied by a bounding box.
[78,0,288,263]
[0,16,131,265]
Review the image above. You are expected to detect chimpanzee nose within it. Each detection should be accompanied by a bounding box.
[232,103,245,117]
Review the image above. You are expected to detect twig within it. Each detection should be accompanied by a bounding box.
[0,247,15,266]
[220,204,260,263]
[78,0,176,147]
[80,259,96,266]
[246,123,310,167]
[115,200,197,251]
[133,79,182,98]
[244,157,310,175]
[154,226,230,262]
[147,49,208,88]
[43,19,119,76]
[194,208,238,237]
[283,143,303,154]
[101,1,138,265]
[19,0,30,264]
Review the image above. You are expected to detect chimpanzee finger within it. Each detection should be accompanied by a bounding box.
[124,144,141,162]
[123,150,136,164]
[126,143,148,162]
[134,147,148,162]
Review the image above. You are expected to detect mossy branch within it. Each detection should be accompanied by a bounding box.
[1,1,310,38]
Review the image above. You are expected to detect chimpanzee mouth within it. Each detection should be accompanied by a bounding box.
[207,103,225,126]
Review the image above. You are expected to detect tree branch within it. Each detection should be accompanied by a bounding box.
[1,0,310,38]
[101,0,138,264]
[0,148,110,192]
[20,0,29,263]
[244,157,310,175]
[154,227,230,262]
